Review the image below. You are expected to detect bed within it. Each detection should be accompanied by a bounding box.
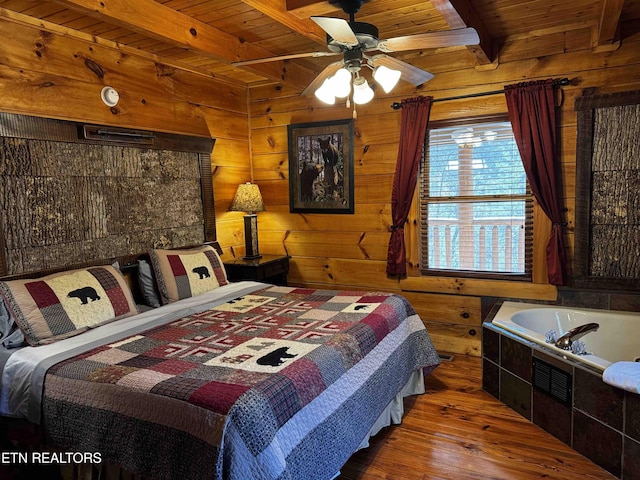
[0,245,440,480]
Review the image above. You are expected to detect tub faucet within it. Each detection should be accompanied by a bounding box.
[554,323,599,350]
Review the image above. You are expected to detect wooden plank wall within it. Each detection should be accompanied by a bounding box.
[1,12,640,356]
[237,21,640,356]
[0,13,250,272]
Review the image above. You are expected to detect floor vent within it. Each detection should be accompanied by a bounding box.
[532,357,572,405]
[439,353,454,362]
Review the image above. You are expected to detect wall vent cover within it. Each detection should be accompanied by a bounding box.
[82,125,155,145]
[532,357,572,405]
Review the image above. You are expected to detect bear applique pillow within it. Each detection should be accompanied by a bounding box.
[149,245,228,305]
[0,265,138,346]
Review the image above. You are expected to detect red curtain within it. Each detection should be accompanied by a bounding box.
[386,96,432,277]
[504,79,568,286]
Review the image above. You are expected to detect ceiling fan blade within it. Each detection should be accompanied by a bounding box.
[232,51,339,67]
[311,16,359,47]
[302,61,344,97]
[378,27,480,53]
[370,55,434,86]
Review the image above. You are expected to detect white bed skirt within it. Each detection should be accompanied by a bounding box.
[356,367,425,450]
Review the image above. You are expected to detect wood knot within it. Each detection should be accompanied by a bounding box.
[189,28,197,37]
[34,40,47,58]
[84,58,104,79]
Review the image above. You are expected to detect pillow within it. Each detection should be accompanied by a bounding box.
[0,297,25,348]
[137,258,161,308]
[149,245,228,305]
[0,296,13,339]
[0,265,138,346]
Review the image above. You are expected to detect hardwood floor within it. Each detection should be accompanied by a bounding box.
[337,354,615,480]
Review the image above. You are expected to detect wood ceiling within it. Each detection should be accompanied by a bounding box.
[1,0,639,93]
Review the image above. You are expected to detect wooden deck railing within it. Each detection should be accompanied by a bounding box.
[426,218,525,272]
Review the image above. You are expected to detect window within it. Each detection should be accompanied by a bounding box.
[419,117,532,279]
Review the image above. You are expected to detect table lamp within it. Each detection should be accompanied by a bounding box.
[229,182,266,259]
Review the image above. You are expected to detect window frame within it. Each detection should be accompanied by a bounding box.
[419,114,533,281]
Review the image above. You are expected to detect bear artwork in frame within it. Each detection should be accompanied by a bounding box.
[287,119,354,214]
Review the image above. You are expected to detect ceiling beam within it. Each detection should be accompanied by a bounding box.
[429,0,494,66]
[52,0,317,89]
[592,0,623,51]
[0,7,232,84]
[286,0,326,7]
[285,0,338,18]
[240,0,327,46]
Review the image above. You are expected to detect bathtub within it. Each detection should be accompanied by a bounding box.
[491,301,640,371]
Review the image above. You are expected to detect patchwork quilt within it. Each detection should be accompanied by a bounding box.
[42,285,439,480]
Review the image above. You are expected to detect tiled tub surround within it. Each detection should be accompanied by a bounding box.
[482,305,640,480]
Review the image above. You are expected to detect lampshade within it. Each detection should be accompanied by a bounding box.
[330,68,352,98]
[373,65,401,93]
[314,62,401,106]
[314,77,336,104]
[229,182,266,214]
[352,76,374,105]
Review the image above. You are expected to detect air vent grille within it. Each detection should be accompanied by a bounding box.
[82,125,155,145]
[532,357,572,405]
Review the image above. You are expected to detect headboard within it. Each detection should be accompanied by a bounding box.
[0,112,217,278]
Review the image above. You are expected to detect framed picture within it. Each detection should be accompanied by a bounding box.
[288,119,354,214]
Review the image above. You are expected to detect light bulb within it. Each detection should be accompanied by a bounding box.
[352,76,374,105]
[373,65,401,93]
[330,68,352,98]
[314,78,336,104]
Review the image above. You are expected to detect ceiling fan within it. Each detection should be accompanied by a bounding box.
[232,0,480,99]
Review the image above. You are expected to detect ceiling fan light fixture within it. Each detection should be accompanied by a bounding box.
[236,8,476,106]
[373,65,401,93]
[330,68,352,98]
[352,76,374,105]
[315,78,336,104]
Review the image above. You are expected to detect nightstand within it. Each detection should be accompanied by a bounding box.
[223,254,290,286]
